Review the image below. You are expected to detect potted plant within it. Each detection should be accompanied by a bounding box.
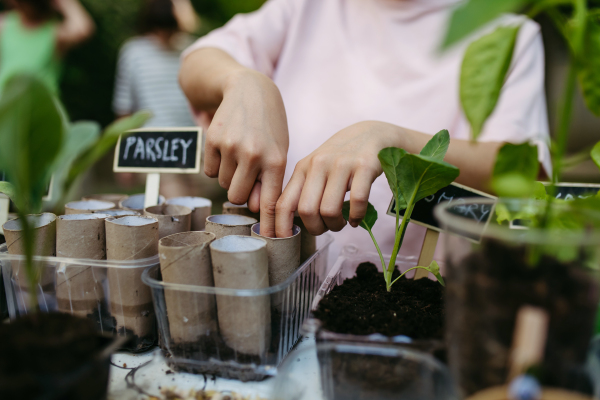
[438,0,600,395]
[309,129,455,359]
[0,74,149,396]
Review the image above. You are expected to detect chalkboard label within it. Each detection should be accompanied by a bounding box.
[113,128,201,173]
[0,170,53,201]
[544,182,600,200]
[387,182,496,238]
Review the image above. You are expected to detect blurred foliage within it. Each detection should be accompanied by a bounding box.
[58,0,265,127]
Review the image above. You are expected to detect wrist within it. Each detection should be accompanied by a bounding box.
[222,68,275,96]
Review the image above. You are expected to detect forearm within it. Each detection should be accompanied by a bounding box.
[55,0,95,48]
[366,121,501,192]
[179,47,258,111]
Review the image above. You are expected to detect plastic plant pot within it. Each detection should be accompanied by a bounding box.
[434,198,600,396]
[0,243,160,352]
[271,342,459,400]
[141,233,333,381]
[303,246,446,360]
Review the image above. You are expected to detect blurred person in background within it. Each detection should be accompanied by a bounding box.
[0,0,94,94]
[113,0,200,196]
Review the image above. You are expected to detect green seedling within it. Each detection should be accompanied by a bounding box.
[0,74,150,311]
[342,129,459,292]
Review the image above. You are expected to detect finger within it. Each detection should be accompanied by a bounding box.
[248,181,261,213]
[298,166,327,236]
[217,155,237,191]
[320,166,351,232]
[275,171,306,238]
[259,168,285,238]
[348,168,378,227]
[203,130,221,178]
[228,160,260,205]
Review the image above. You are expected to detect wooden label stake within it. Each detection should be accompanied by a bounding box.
[144,173,161,209]
[414,228,439,279]
[0,195,9,235]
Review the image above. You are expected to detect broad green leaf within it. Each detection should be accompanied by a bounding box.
[342,200,378,230]
[427,260,445,287]
[0,75,63,212]
[591,141,600,170]
[0,181,16,201]
[65,111,151,189]
[493,142,539,180]
[532,181,548,200]
[420,129,450,162]
[491,173,536,198]
[378,147,409,209]
[460,25,521,140]
[442,0,529,49]
[396,153,460,208]
[577,15,600,116]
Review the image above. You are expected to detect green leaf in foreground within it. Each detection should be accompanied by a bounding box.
[378,147,409,210]
[577,13,600,116]
[493,142,539,180]
[460,25,521,140]
[441,0,529,49]
[591,141,600,170]
[342,200,377,230]
[0,181,16,201]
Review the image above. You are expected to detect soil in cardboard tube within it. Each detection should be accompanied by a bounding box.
[314,262,444,340]
[0,313,108,399]
[87,307,156,352]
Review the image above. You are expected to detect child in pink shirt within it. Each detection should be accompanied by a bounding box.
[179,0,549,260]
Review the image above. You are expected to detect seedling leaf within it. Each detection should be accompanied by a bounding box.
[342,200,377,230]
[592,141,600,170]
[420,129,450,162]
[460,25,521,140]
[428,260,445,287]
[0,181,16,201]
[378,147,409,210]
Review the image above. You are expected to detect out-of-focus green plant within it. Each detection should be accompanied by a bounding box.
[0,74,150,310]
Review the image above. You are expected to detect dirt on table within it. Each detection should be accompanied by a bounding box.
[314,262,445,340]
[0,313,111,400]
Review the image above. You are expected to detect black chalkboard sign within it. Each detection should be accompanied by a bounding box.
[0,170,53,201]
[113,128,201,173]
[544,182,600,200]
[387,182,496,232]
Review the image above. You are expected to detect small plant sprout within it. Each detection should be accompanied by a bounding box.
[342,129,459,292]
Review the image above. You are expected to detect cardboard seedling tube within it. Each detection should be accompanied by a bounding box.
[222,201,260,221]
[144,204,192,239]
[83,193,129,205]
[159,231,217,343]
[294,216,317,263]
[166,197,212,231]
[2,213,57,290]
[119,193,165,212]
[251,223,301,287]
[205,214,257,240]
[56,213,109,318]
[106,216,159,338]
[95,209,140,217]
[65,200,115,215]
[210,236,270,356]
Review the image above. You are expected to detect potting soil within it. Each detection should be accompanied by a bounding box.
[314,262,444,339]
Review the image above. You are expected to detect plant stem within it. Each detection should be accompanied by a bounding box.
[389,266,431,288]
[16,211,39,313]
[365,225,387,282]
[386,191,417,291]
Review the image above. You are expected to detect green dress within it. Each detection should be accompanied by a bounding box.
[0,12,61,94]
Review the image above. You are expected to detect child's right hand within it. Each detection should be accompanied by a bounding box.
[203,69,289,238]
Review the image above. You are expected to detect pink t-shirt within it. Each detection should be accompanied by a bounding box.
[183,0,550,263]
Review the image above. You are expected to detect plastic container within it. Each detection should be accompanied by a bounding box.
[272,342,459,400]
[142,234,333,381]
[435,198,600,396]
[303,245,445,358]
[0,243,160,352]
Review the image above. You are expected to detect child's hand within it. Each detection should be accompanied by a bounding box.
[204,69,289,237]
[275,121,402,237]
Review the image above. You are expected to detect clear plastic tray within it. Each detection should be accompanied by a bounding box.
[302,245,446,357]
[272,342,459,400]
[141,234,333,382]
[0,243,160,352]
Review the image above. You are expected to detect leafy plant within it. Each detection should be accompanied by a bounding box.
[0,74,150,310]
[342,129,459,292]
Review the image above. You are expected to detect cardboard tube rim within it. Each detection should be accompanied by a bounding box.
[159,231,216,249]
[106,215,158,227]
[58,213,111,221]
[65,200,116,211]
[165,196,212,210]
[94,209,140,217]
[251,222,301,240]
[82,193,129,203]
[3,213,57,231]
[119,193,166,211]
[144,204,192,218]
[206,214,257,227]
